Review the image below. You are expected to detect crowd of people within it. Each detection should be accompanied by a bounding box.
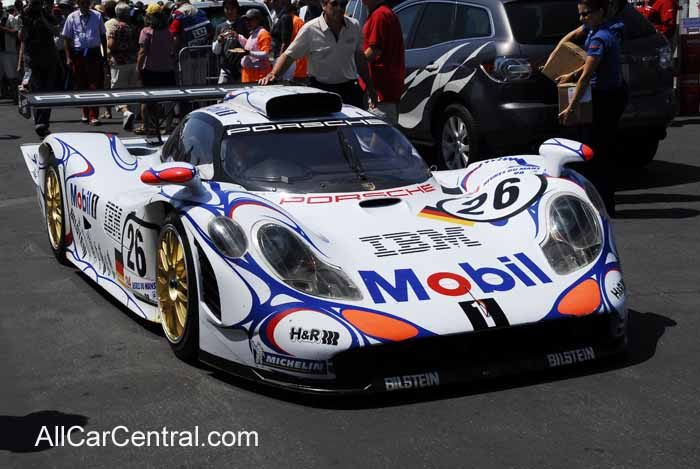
[0,0,404,136]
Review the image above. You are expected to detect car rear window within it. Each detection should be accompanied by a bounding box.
[505,1,581,45]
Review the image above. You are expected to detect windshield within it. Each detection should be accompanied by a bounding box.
[220,124,431,193]
[505,1,581,45]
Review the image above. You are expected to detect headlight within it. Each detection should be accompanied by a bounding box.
[208,217,247,258]
[257,224,362,300]
[541,195,602,275]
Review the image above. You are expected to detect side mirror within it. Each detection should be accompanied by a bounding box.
[140,162,207,195]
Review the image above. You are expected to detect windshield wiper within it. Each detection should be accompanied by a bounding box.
[337,128,367,181]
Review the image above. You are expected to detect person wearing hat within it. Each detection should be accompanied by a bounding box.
[234,8,272,83]
[211,0,248,84]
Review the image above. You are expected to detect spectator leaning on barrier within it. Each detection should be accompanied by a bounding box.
[554,0,626,217]
[62,0,107,125]
[108,1,139,130]
[212,0,248,84]
[362,0,404,125]
[20,0,63,137]
[236,8,272,83]
[259,0,376,109]
[136,3,176,134]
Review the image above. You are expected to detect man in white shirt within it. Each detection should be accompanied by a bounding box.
[258,0,376,109]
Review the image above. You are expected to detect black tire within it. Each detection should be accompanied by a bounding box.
[617,136,660,168]
[435,104,480,170]
[44,164,69,265]
[156,213,199,362]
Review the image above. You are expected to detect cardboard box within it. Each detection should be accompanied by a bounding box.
[558,83,592,125]
[542,42,587,81]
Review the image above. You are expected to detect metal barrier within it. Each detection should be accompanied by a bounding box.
[177,45,221,86]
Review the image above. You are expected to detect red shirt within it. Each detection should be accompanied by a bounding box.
[362,4,405,103]
[650,0,677,39]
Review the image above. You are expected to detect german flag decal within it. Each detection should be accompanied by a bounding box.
[417,206,475,226]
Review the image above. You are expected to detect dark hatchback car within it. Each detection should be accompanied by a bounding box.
[346,0,674,168]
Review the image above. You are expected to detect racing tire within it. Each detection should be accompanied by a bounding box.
[44,164,69,265]
[156,214,199,362]
[435,104,480,170]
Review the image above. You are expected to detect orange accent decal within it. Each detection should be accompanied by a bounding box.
[557,278,601,316]
[341,309,418,342]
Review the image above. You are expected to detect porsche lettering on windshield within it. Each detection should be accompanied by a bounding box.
[225,118,386,135]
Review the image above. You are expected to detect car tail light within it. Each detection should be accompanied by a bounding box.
[657,45,672,70]
[481,57,532,82]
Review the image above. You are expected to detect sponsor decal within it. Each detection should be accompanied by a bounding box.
[459,298,509,330]
[258,351,328,375]
[279,184,435,205]
[69,184,100,219]
[384,372,440,391]
[546,347,596,368]
[115,249,125,286]
[359,226,480,258]
[289,327,340,346]
[359,252,552,304]
[609,279,625,300]
[104,201,124,243]
[226,118,386,136]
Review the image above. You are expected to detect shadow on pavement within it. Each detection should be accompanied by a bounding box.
[615,160,700,191]
[616,193,700,204]
[669,118,700,127]
[207,310,675,409]
[0,411,89,453]
[0,134,19,140]
[614,208,700,219]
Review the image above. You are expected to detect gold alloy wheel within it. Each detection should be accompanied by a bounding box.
[157,227,189,343]
[45,168,63,250]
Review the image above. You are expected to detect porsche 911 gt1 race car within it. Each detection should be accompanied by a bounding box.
[20,85,627,394]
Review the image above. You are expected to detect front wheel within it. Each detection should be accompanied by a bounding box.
[435,104,480,169]
[156,214,199,362]
[44,164,69,265]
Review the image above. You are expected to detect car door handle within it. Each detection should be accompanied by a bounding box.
[425,64,439,71]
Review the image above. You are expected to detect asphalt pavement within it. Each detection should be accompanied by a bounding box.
[1,100,699,468]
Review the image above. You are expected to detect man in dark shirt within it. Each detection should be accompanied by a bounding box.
[21,0,62,136]
[212,0,248,83]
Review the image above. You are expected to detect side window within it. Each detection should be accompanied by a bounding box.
[161,123,184,162]
[396,5,422,47]
[454,4,491,39]
[180,115,218,167]
[411,3,456,49]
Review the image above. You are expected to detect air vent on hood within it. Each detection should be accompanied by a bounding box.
[359,198,402,208]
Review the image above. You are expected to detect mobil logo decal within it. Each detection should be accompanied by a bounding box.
[69,184,100,219]
[359,252,552,304]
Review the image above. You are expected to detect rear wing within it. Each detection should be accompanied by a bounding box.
[18,85,248,118]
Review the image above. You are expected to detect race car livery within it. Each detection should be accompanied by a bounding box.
[21,85,627,394]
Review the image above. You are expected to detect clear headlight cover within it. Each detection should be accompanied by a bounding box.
[208,217,247,258]
[257,224,362,300]
[541,195,602,275]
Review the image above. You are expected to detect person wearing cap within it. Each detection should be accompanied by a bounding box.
[108,1,139,130]
[235,9,272,83]
[258,0,376,109]
[62,0,108,125]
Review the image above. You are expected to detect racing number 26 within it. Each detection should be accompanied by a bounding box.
[458,178,520,215]
[126,224,147,277]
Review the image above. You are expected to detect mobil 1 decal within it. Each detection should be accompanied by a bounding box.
[119,214,158,295]
[431,175,546,223]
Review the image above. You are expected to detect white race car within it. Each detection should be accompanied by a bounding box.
[21,85,627,394]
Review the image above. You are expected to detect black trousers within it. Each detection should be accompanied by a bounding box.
[29,63,62,128]
[583,85,628,215]
[308,77,365,109]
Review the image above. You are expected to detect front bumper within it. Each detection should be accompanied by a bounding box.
[201,313,627,395]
